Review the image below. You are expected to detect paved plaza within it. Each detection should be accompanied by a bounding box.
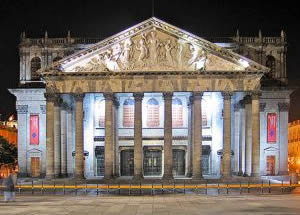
[1,193,300,215]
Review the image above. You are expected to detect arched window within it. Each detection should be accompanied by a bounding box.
[266,55,276,77]
[31,57,41,80]
[98,100,105,127]
[147,98,159,127]
[123,98,134,127]
[53,56,62,62]
[172,98,183,128]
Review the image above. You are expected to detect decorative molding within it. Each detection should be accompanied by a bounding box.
[103,92,115,101]
[259,103,266,112]
[250,90,262,99]
[278,102,289,112]
[44,92,57,102]
[163,92,173,100]
[16,105,28,114]
[192,92,203,100]
[40,105,46,114]
[73,93,85,102]
[133,92,144,102]
[221,91,232,100]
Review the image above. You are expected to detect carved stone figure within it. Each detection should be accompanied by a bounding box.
[135,38,148,66]
[120,39,133,67]
[148,31,159,65]
[164,39,174,66]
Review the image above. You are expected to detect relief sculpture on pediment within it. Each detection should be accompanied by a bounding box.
[72,28,243,73]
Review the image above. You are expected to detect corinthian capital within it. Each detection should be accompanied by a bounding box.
[163,92,173,100]
[222,91,232,100]
[73,93,85,102]
[133,93,144,102]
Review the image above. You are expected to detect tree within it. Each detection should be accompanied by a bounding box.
[0,136,17,167]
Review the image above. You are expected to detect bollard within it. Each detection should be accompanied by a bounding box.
[140,181,142,195]
[129,183,131,196]
[151,183,153,196]
[184,180,186,194]
[173,181,175,193]
[239,182,242,195]
[162,181,164,194]
[217,183,220,195]
[247,181,250,193]
[31,179,34,195]
[75,182,77,195]
[226,183,229,195]
[41,181,44,195]
[85,182,87,195]
[64,182,66,195]
[261,180,263,194]
[119,182,120,195]
[96,183,99,196]
[54,180,56,195]
[281,180,284,193]
[107,183,109,194]
[289,178,292,190]
[205,181,208,195]
[268,180,271,193]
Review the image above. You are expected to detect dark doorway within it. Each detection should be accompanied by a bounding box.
[121,149,134,176]
[143,150,162,176]
[173,149,185,176]
[202,145,211,175]
[95,146,104,176]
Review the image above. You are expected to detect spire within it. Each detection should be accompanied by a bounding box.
[281,30,286,42]
[67,30,71,38]
[23,31,26,39]
[45,30,48,39]
[258,29,262,39]
[235,29,240,42]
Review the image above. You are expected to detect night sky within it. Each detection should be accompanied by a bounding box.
[0,0,299,121]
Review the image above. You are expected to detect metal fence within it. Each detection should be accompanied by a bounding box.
[0,180,298,196]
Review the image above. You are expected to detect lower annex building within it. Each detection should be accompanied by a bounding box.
[9,17,291,179]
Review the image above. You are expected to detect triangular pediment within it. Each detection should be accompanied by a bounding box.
[43,17,269,74]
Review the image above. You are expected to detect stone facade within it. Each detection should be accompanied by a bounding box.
[288,120,300,174]
[9,17,291,178]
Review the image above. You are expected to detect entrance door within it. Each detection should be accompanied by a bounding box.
[143,150,162,176]
[121,149,134,176]
[95,146,104,176]
[266,155,275,175]
[31,157,40,177]
[173,149,185,176]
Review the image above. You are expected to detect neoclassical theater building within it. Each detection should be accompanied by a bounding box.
[9,18,291,179]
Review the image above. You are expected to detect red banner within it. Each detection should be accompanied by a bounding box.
[30,115,39,145]
[267,113,276,143]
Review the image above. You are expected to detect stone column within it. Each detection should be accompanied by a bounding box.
[238,100,245,176]
[133,93,144,179]
[60,103,69,177]
[54,96,62,177]
[233,103,240,175]
[45,93,55,179]
[186,96,193,177]
[278,102,289,175]
[104,93,114,180]
[244,95,252,176]
[74,93,85,179]
[222,92,232,177]
[163,92,173,179]
[251,92,261,177]
[192,92,203,179]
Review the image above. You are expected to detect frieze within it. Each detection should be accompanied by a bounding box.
[16,105,28,114]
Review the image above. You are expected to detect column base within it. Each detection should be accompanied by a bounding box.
[237,171,244,176]
[133,174,143,181]
[243,173,249,177]
[250,173,260,177]
[163,174,173,180]
[45,174,55,180]
[278,171,289,175]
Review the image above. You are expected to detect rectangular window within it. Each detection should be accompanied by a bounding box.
[30,115,39,145]
[267,113,277,143]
